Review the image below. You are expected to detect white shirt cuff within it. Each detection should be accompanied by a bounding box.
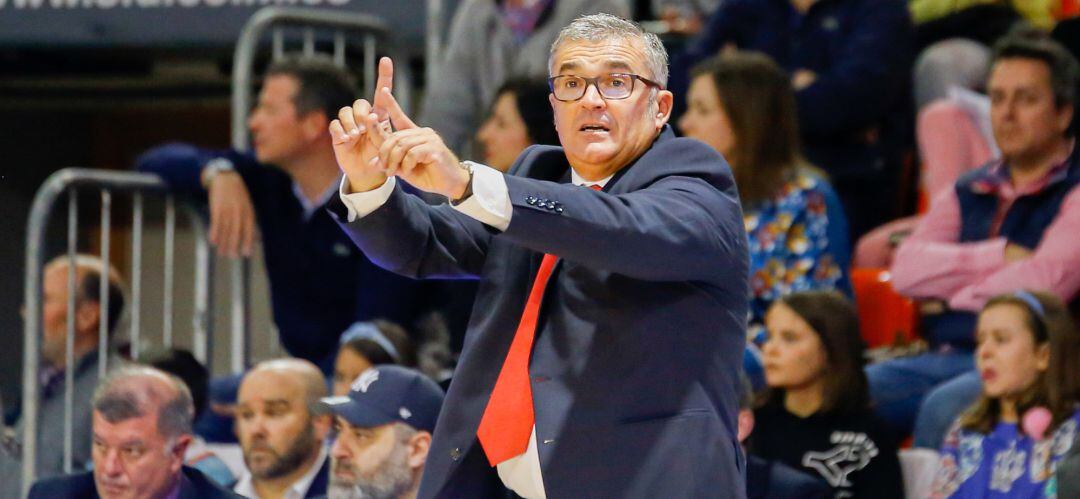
[339,176,397,222]
[452,162,512,231]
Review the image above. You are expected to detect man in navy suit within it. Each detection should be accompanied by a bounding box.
[27,366,241,499]
[327,13,749,498]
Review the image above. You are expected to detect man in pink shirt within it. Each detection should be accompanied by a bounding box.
[868,29,1080,448]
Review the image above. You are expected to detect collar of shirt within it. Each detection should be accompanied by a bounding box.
[40,350,99,398]
[979,140,1075,197]
[570,169,614,189]
[292,176,342,221]
[161,475,183,499]
[234,445,328,499]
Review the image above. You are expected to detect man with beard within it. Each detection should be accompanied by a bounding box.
[315,365,443,499]
[235,359,331,498]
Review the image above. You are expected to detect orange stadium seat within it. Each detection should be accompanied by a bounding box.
[851,268,920,348]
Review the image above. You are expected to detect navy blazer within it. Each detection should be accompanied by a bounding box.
[331,126,750,498]
[304,455,331,498]
[27,466,242,499]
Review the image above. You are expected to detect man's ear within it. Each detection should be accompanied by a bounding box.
[170,434,193,473]
[312,412,332,440]
[304,111,331,142]
[654,90,674,131]
[549,93,560,133]
[406,431,432,470]
[1057,104,1074,136]
[75,301,102,336]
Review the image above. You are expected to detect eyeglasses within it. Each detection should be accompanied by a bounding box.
[547,73,663,102]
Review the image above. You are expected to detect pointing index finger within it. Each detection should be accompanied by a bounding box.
[372,57,395,121]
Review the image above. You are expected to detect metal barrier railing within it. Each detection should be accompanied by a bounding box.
[20,168,214,496]
[226,6,415,373]
[17,7,430,494]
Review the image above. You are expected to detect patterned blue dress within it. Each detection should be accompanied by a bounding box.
[930,408,1080,498]
[744,170,846,324]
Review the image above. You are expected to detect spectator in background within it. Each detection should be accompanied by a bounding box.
[875,30,1080,449]
[669,0,914,239]
[316,366,444,499]
[736,374,831,499]
[678,51,851,326]
[420,0,629,157]
[144,348,237,488]
[929,291,1080,498]
[137,56,430,373]
[332,320,416,397]
[28,366,241,498]
[751,291,904,498]
[234,359,331,499]
[650,0,720,35]
[475,78,560,173]
[0,254,125,498]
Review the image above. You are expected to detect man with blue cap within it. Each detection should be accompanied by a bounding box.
[316,366,444,499]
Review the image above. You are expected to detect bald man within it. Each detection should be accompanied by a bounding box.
[234,359,331,499]
[28,365,240,498]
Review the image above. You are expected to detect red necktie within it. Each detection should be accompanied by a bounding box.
[477,184,601,466]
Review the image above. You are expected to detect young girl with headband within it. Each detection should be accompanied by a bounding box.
[930,290,1080,498]
[331,320,416,397]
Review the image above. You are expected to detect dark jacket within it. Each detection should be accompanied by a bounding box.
[746,454,831,499]
[27,466,243,499]
[304,455,330,498]
[672,0,913,155]
[670,0,915,236]
[137,144,431,366]
[331,126,750,498]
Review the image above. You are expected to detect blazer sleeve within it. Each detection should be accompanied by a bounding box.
[499,140,747,283]
[331,183,495,279]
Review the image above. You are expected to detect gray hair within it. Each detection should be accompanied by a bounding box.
[92,365,194,440]
[549,13,669,87]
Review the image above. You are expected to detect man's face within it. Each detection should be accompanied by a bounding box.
[248,75,313,166]
[39,263,96,367]
[235,370,321,481]
[328,418,417,499]
[92,411,186,499]
[548,38,672,179]
[988,58,1073,164]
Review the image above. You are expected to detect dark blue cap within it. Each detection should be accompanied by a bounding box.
[317,365,444,433]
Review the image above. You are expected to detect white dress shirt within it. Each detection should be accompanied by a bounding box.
[234,445,328,499]
[339,163,612,499]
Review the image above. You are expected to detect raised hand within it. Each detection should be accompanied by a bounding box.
[330,57,413,193]
[330,97,387,193]
[375,87,470,200]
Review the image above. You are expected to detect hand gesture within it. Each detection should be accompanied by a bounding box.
[371,88,469,199]
[329,57,405,193]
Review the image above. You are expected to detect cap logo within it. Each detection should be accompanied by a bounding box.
[399,407,412,420]
[352,369,380,393]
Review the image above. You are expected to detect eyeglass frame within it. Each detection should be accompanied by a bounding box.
[547,73,664,102]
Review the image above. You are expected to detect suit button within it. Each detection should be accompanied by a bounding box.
[555,207,564,214]
[450,448,462,461]
[542,439,556,445]
[526,196,537,205]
